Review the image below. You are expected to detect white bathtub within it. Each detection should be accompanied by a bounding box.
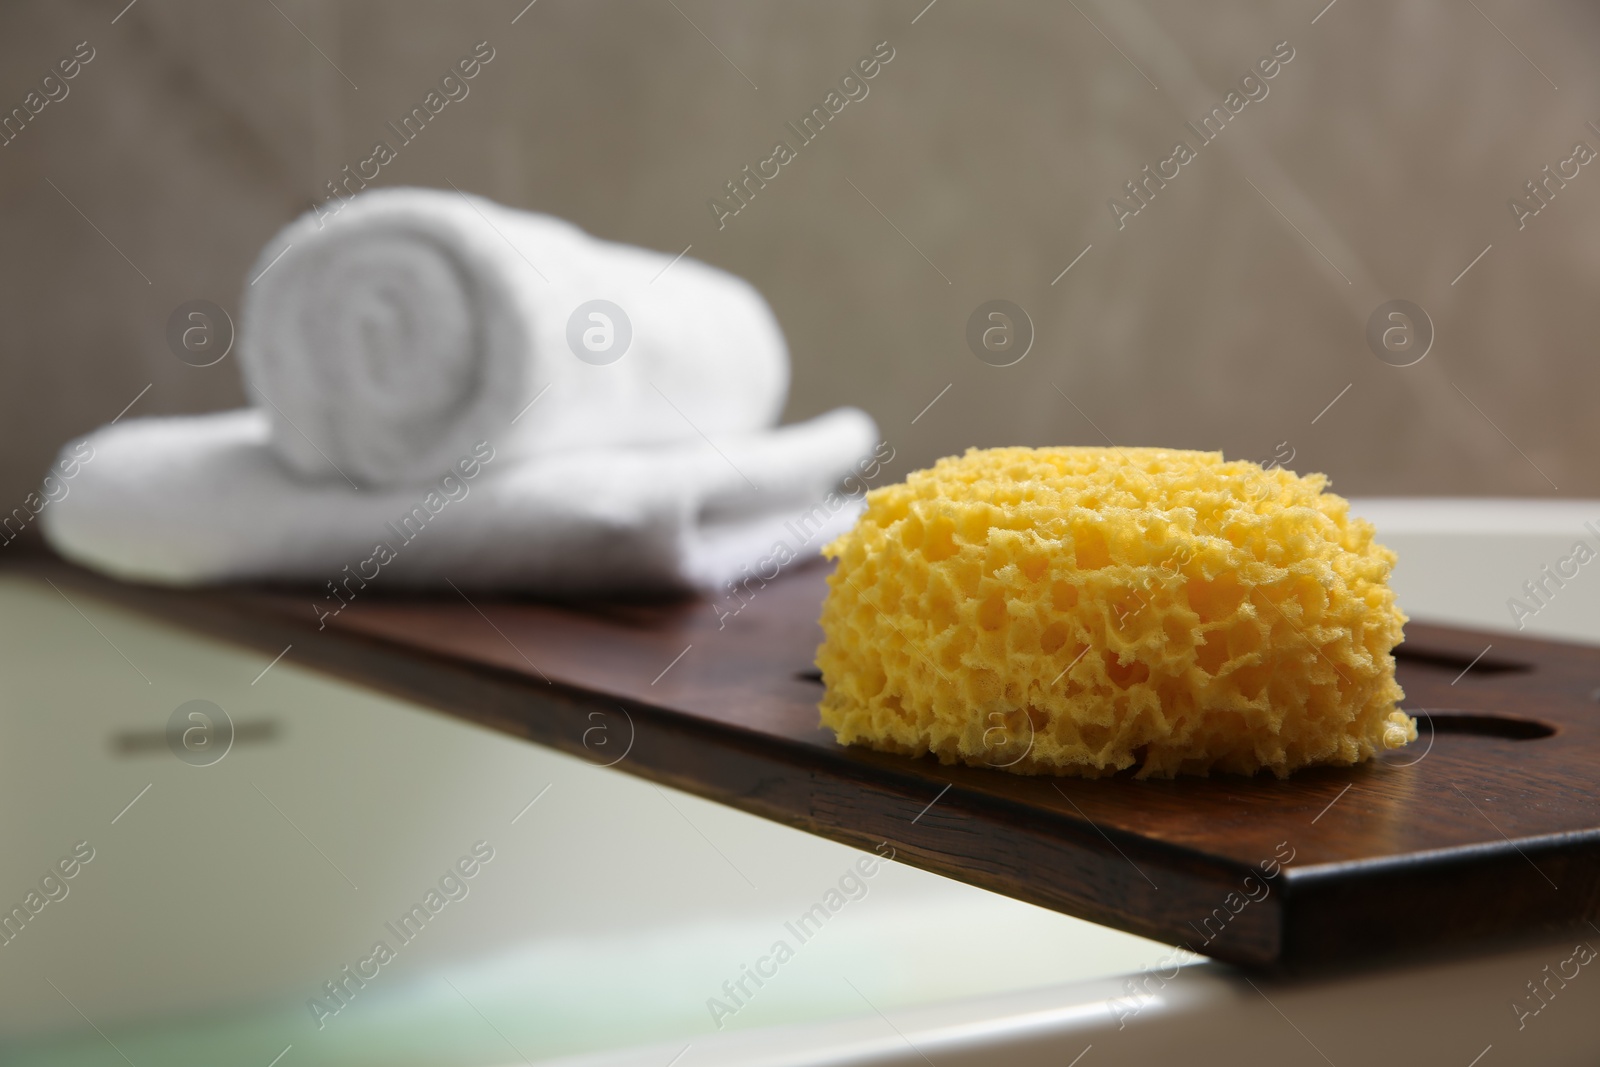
[1,497,1595,1065]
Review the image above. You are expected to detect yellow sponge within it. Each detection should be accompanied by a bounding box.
[815,447,1413,778]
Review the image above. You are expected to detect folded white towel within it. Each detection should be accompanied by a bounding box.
[41,407,884,597]
[240,187,789,488]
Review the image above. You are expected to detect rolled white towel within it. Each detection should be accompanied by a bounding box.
[240,187,789,487]
[40,407,887,597]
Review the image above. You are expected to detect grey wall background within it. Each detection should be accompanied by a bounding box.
[3,0,1597,528]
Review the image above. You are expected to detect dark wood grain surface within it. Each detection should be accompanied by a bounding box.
[35,559,1600,971]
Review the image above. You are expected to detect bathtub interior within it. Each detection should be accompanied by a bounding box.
[0,571,1165,1067]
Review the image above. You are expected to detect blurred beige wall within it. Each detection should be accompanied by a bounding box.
[3,0,1598,533]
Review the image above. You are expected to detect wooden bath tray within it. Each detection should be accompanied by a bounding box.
[43,560,1600,971]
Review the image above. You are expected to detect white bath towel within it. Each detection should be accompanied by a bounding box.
[240,187,789,488]
[40,407,885,596]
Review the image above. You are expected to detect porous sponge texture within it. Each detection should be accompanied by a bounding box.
[816,447,1413,779]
